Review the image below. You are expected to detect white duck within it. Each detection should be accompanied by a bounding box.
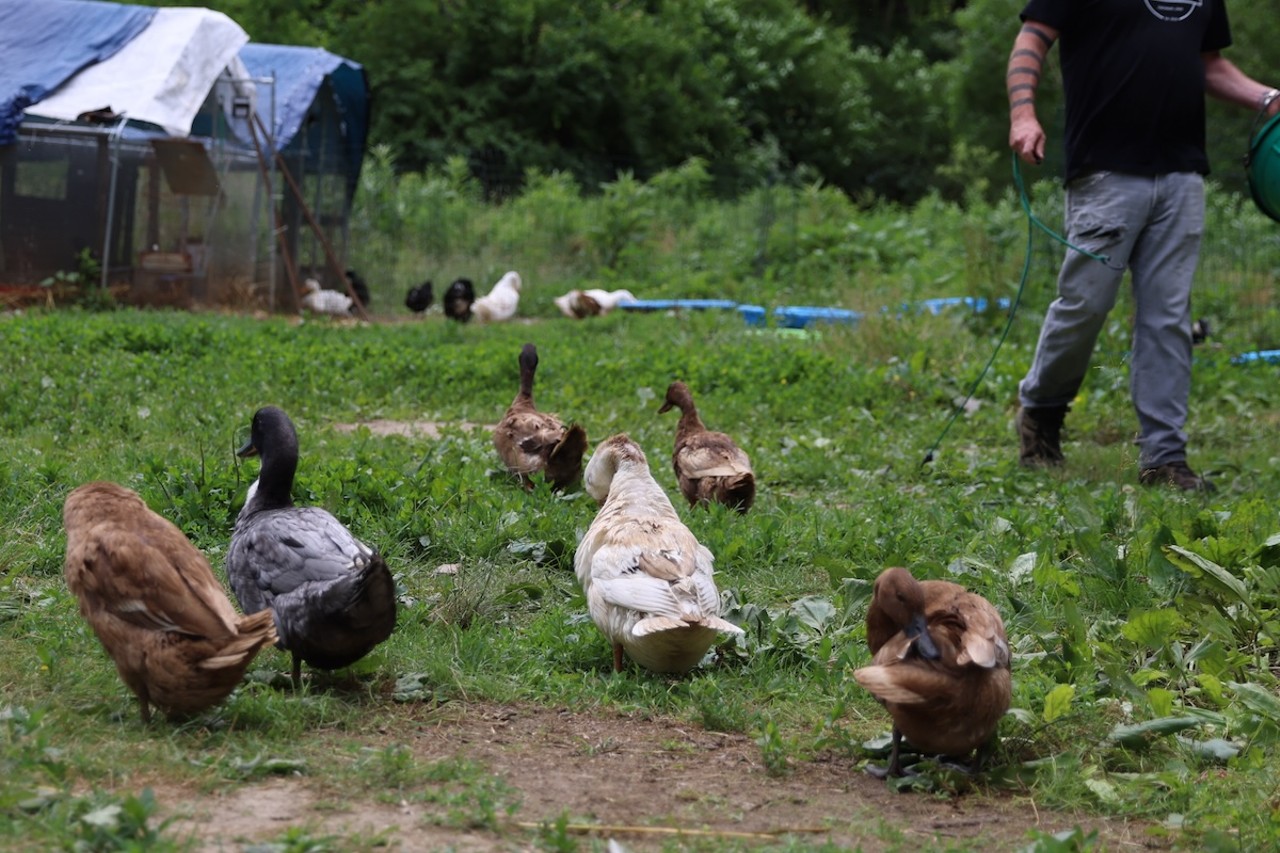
[576,434,743,673]
[553,288,637,318]
[300,278,354,316]
[226,406,397,686]
[472,270,522,323]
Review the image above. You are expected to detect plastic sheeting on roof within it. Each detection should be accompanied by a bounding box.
[24,6,249,138]
[0,0,155,145]
[240,43,370,196]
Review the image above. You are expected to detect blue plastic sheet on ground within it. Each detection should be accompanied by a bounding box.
[620,299,740,312]
[773,306,864,329]
[1231,350,1280,365]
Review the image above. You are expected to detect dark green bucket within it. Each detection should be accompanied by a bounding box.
[1247,111,1280,223]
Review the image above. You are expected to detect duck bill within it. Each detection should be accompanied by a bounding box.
[905,614,941,661]
[236,439,259,459]
[657,401,673,414]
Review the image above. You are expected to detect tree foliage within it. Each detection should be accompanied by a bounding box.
[136,0,1280,202]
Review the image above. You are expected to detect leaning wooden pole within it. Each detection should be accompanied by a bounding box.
[253,113,369,322]
[247,115,304,314]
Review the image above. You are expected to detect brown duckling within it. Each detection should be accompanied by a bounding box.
[494,343,588,490]
[63,481,278,723]
[657,380,755,512]
[854,566,1011,777]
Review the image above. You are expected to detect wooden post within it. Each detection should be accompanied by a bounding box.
[253,113,369,321]
[247,115,303,313]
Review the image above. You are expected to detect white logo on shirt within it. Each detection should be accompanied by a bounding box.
[1144,0,1203,21]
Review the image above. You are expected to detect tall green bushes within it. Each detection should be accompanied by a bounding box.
[142,0,1280,201]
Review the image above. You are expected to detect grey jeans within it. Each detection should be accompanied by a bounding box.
[1019,170,1204,469]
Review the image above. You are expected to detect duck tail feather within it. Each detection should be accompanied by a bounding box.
[631,616,687,637]
[632,614,743,638]
[699,615,745,635]
[342,552,399,631]
[853,665,930,705]
[275,552,397,642]
[546,423,588,489]
[724,472,755,511]
[199,608,278,671]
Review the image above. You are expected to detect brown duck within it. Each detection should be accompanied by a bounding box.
[63,481,277,723]
[494,343,588,490]
[657,380,755,512]
[854,566,1011,777]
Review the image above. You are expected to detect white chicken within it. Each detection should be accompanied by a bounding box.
[576,434,743,673]
[471,270,522,323]
[300,278,354,316]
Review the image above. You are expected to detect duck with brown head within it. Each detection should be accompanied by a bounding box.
[493,343,588,491]
[63,481,277,722]
[658,380,755,513]
[855,566,1011,778]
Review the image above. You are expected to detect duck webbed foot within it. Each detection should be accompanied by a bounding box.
[936,757,979,776]
[941,735,998,776]
[864,727,910,778]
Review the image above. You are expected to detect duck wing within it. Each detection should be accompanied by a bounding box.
[853,663,937,705]
[676,433,752,479]
[68,518,238,640]
[587,525,739,635]
[496,410,568,474]
[919,582,1010,669]
[227,506,373,612]
[544,423,587,489]
[227,506,396,670]
[272,551,397,670]
[952,596,1010,669]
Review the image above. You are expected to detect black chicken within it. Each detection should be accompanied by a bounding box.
[443,277,476,323]
[345,268,371,309]
[405,280,433,313]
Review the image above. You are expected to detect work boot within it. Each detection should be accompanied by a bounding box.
[1016,405,1068,468]
[1139,461,1215,493]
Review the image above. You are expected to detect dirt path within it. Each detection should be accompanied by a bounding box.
[163,701,1162,851]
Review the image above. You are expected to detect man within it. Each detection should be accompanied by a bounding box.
[1007,0,1278,492]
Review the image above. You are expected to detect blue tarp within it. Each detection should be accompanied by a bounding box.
[0,0,155,145]
[0,2,369,197]
[240,43,370,197]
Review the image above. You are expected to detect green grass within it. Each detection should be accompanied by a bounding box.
[4,269,1280,849]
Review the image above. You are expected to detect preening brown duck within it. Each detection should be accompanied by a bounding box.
[493,343,588,491]
[576,434,743,673]
[658,380,755,513]
[854,566,1012,777]
[63,481,277,722]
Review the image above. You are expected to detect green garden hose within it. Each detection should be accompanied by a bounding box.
[919,153,1109,466]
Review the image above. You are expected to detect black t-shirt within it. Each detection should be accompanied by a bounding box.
[1021,0,1232,181]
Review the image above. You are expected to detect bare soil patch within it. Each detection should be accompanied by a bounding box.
[163,701,1165,851]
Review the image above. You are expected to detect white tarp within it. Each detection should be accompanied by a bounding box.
[25,7,249,137]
